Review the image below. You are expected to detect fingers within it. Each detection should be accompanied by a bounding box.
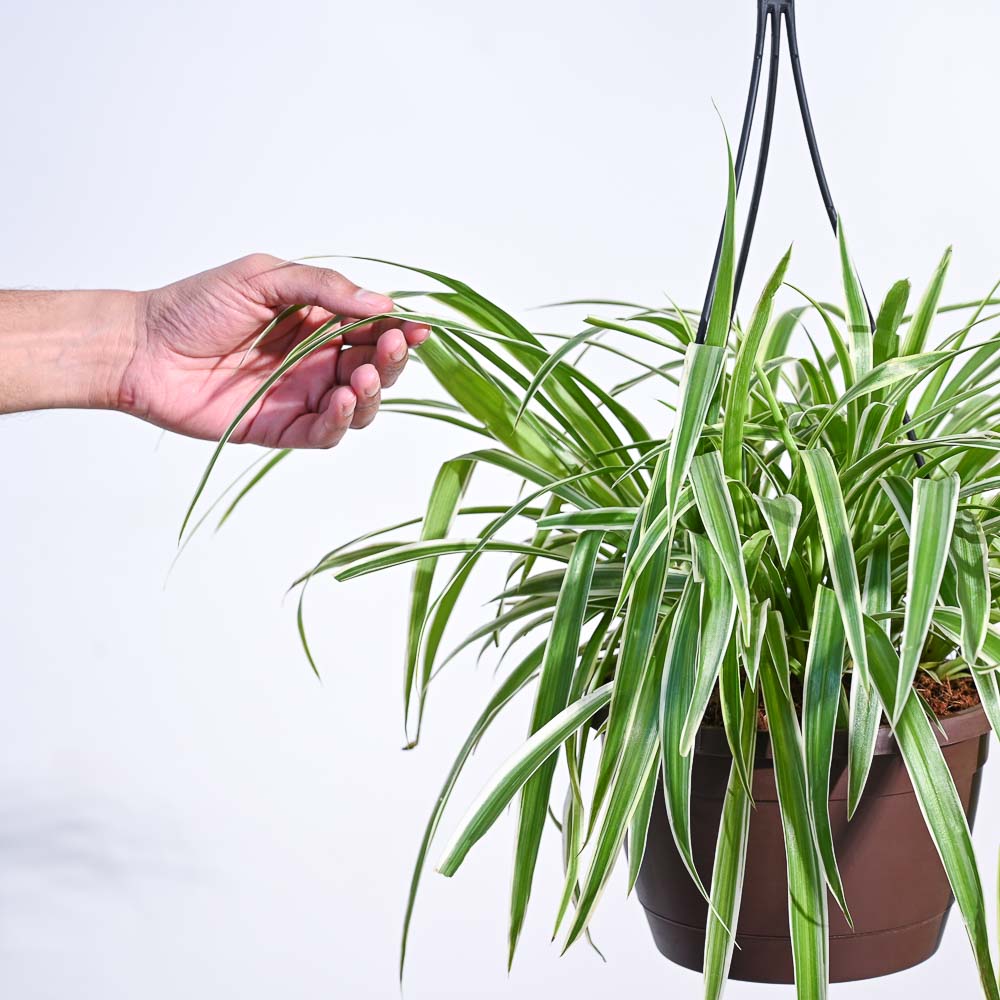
[349,364,381,429]
[406,323,431,347]
[238,254,430,349]
[336,328,410,388]
[339,316,431,347]
[280,385,357,449]
[240,254,395,320]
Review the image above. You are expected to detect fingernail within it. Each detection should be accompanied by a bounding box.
[342,397,356,417]
[355,288,393,311]
[389,341,406,362]
[364,381,379,398]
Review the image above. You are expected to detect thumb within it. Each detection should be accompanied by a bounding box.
[239,254,395,318]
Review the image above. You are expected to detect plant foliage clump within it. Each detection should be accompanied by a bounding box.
[187,182,1000,998]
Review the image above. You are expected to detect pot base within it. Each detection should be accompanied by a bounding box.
[640,905,949,984]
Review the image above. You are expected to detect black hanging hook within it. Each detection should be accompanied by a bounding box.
[693,0,921,461]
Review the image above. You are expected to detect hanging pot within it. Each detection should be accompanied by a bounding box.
[634,704,990,983]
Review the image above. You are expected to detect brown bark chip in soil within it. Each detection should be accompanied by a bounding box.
[702,671,980,731]
[913,672,980,717]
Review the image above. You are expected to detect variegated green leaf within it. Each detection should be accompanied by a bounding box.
[703,136,737,351]
[681,535,737,756]
[802,449,869,688]
[952,510,990,664]
[626,760,660,893]
[438,684,612,877]
[703,679,759,999]
[594,456,671,821]
[900,246,952,357]
[808,352,951,445]
[739,598,769,690]
[865,619,999,1000]
[400,641,544,978]
[837,220,871,382]
[802,586,851,923]
[872,279,910,367]
[848,529,890,818]
[666,344,726,520]
[760,652,829,999]
[690,450,752,642]
[755,493,802,568]
[562,622,667,951]
[405,459,475,728]
[509,531,604,966]
[660,579,710,898]
[722,247,792,479]
[895,474,960,722]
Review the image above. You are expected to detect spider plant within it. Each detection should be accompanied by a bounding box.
[185,171,1000,998]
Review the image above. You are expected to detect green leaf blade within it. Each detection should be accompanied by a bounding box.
[760,653,829,999]
[952,511,990,664]
[802,449,869,688]
[837,220,871,383]
[690,450,752,642]
[865,620,999,1000]
[722,247,792,480]
[680,536,737,756]
[755,493,802,569]
[848,529,891,817]
[509,531,604,965]
[660,580,710,900]
[896,474,960,722]
[802,587,851,923]
[666,344,726,521]
[702,678,758,1000]
[405,459,475,730]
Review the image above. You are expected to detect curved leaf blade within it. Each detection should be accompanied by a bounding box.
[900,246,952,357]
[399,642,544,979]
[837,220,871,382]
[690,450,752,642]
[755,493,802,569]
[760,652,829,999]
[509,531,604,966]
[895,474,960,722]
[660,580,710,899]
[703,679,759,1000]
[666,344,726,520]
[865,619,999,1000]
[680,535,737,756]
[438,684,613,877]
[802,449,869,688]
[952,511,990,664]
[405,459,475,729]
[802,587,851,923]
[722,247,792,479]
[848,530,890,817]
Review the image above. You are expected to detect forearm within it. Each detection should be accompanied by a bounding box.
[0,289,140,414]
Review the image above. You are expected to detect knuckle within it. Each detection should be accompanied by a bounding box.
[319,267,349,288]
[240,252,283,273]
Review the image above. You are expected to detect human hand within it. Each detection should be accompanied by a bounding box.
[118,254,428,448]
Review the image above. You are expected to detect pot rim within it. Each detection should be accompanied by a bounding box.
[694,702,990,759]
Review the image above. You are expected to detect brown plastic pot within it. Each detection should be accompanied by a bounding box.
[634,704,991,983]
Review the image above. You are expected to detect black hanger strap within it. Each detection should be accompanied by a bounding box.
[693,0,922,463]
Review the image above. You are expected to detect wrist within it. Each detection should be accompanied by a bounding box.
[0,289,142,414]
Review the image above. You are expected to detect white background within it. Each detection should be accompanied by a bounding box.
[2,2,999,997]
